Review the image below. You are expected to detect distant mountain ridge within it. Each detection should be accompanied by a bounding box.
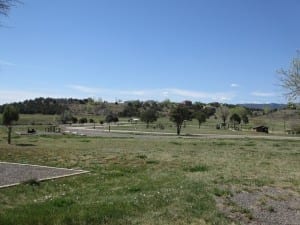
[238,103,286,110]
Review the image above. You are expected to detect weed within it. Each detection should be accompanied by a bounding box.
[79,139,91,143]
[169,141,182,145]
[136,154,147,159]
[213,188,232,197]
[146,160,159,164]
[22,179,40,186]
[186,164,209,172]
[267,206,276,213]
[244,141,256,147]
[127,186,142,193]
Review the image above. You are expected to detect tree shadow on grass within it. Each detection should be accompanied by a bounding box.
[16,143,37,147]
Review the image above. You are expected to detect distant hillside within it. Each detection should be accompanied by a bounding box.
[0,98,89,115]
[238,103,286,110]
[0,97,288,118]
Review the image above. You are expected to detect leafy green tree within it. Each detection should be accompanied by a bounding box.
[193,111,206,128]
[169,104,192,135]
[105,113,119,132]
[140,109,158,128]
[278,51,300,100]
[230,106,249,124]
[120,101,142,117]
[203,106,216,118]
[2,105,19,144]
[71,117,78,123]
[230,113,241,129]
[79,117,88,124]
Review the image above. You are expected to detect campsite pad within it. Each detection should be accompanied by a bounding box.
[0,162,88,188]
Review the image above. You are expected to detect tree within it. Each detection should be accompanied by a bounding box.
[120,101,142,117]
[60,110,73,124]
[230,113,241,130]
[71,117,78,124]
[105,113,119,132]
[0,0,19,24]
[0,0,14,16]
[169,104,192,135]
[79,117,88,124]
[2,105,19,144]
[140,109,158,128]
[193,111,206,128]
[278,51,300,101]
[230,106,249,125]
[203,106,216,118]
[241,114,249,124]
[216,105,230,128]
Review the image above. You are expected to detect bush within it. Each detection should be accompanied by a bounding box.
[105,113,119,123]
[157,122,165,130]
[89,118,94,123]
[60,110,73,124]
[79,117,88,124]
[290,122,300,134]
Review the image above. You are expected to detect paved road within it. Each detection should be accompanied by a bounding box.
[63,126,300,141]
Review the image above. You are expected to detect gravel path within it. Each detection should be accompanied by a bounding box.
[0,162,88,188]
[216,187,300,225]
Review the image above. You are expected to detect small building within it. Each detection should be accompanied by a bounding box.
[128,118,140,124]
[253,126,268,133]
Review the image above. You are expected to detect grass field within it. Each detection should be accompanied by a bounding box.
[0,126,299,224]
[1,111,299,135]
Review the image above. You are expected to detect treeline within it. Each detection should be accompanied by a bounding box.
[119,100,218,118]
[0,97,261,118]
[0,97,92,114]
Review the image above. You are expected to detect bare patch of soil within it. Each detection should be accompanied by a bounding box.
[216,186,300,225]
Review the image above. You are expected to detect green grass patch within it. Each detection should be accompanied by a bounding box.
[185,164,209,172]
[0,130,299,224]
[146,160,160,164]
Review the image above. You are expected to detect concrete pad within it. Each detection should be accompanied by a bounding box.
[0,162,88,188]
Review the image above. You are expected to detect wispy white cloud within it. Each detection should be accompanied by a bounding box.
[66,85,236,103]
[166,88,235,102]
[230,83,240,88]
[0,90,63,104]
[1,85,282,104]
[119,90,147,96]
[67,85,101,94]
[251,91,277,97]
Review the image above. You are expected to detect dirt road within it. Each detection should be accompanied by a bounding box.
[63,126,300,141]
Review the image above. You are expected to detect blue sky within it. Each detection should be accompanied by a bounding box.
[0,0,299,104]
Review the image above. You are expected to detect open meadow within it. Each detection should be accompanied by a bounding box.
[2,1,300,224]
[0,125,299,225]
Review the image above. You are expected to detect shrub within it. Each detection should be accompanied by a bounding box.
[60,110,73,124]
[290,122,300,134]
[79,117,88,124]
[157,122,165,130]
